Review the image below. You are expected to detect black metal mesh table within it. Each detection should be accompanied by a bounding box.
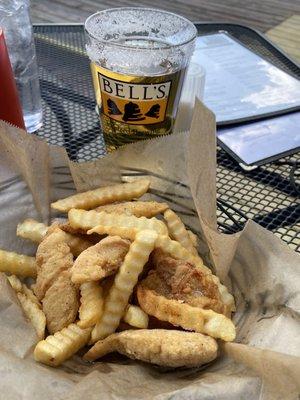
[33,24,300,252]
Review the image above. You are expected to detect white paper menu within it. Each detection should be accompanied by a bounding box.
[191,33,300,124]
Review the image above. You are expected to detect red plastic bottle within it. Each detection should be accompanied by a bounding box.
[0,28,25,129]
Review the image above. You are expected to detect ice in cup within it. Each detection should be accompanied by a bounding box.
[85,7,197,151]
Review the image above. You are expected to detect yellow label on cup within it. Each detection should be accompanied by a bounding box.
[92,63,173,125]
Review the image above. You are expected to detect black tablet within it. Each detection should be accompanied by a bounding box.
[217,112,300,168]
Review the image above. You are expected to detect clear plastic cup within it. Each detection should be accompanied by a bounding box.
[85,7,197,151]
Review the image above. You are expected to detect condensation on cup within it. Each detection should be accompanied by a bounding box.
[85,8,197,152]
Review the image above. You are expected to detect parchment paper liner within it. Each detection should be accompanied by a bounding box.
[0,100,299,400]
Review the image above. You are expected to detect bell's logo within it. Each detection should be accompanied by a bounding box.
[98,73,171,125]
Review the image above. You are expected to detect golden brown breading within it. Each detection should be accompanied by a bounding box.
[137,274,236,342]
[59,223,102,245]
[94,201,169,218]
[34,228,74,300]
[46,222,94,256]
[150,249,228,315]
[59,222,89,236]
[71,236,130,284]
[42,271,79,334]
[148,316,177,330]
[34,226,79,334]
[84,329,218,367]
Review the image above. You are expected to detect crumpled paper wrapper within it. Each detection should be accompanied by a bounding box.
[0,100,299,400]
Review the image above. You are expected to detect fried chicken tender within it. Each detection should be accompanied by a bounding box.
[151,249,229,315]
[71,236,130,284]
[34,228,74,300]
[34,227,79,333]
[42,271,79,334]
[84,329,218,368]
[59,222,88,236]
[94,201,169,218]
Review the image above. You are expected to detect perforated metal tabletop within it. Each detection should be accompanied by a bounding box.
[33,24,299,252]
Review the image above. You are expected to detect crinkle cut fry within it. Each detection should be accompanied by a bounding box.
[17,292,46,340]
[51,179,151,212]
[17,219,48,243]
[154,235,208,272]
[84,329,218,368]
[69,208,168,236]
[7,275,46,339]
[78,282,104,328]
[123,305,148,328]
[7,275,41,308]
[90,230,157,344]
[88,225,139,241]
[34,323,91,367]
[137,283,236,342]
[0,249,36,278]
[94,201,169,218]
[187,230,198,247]
[164,209,197,255]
